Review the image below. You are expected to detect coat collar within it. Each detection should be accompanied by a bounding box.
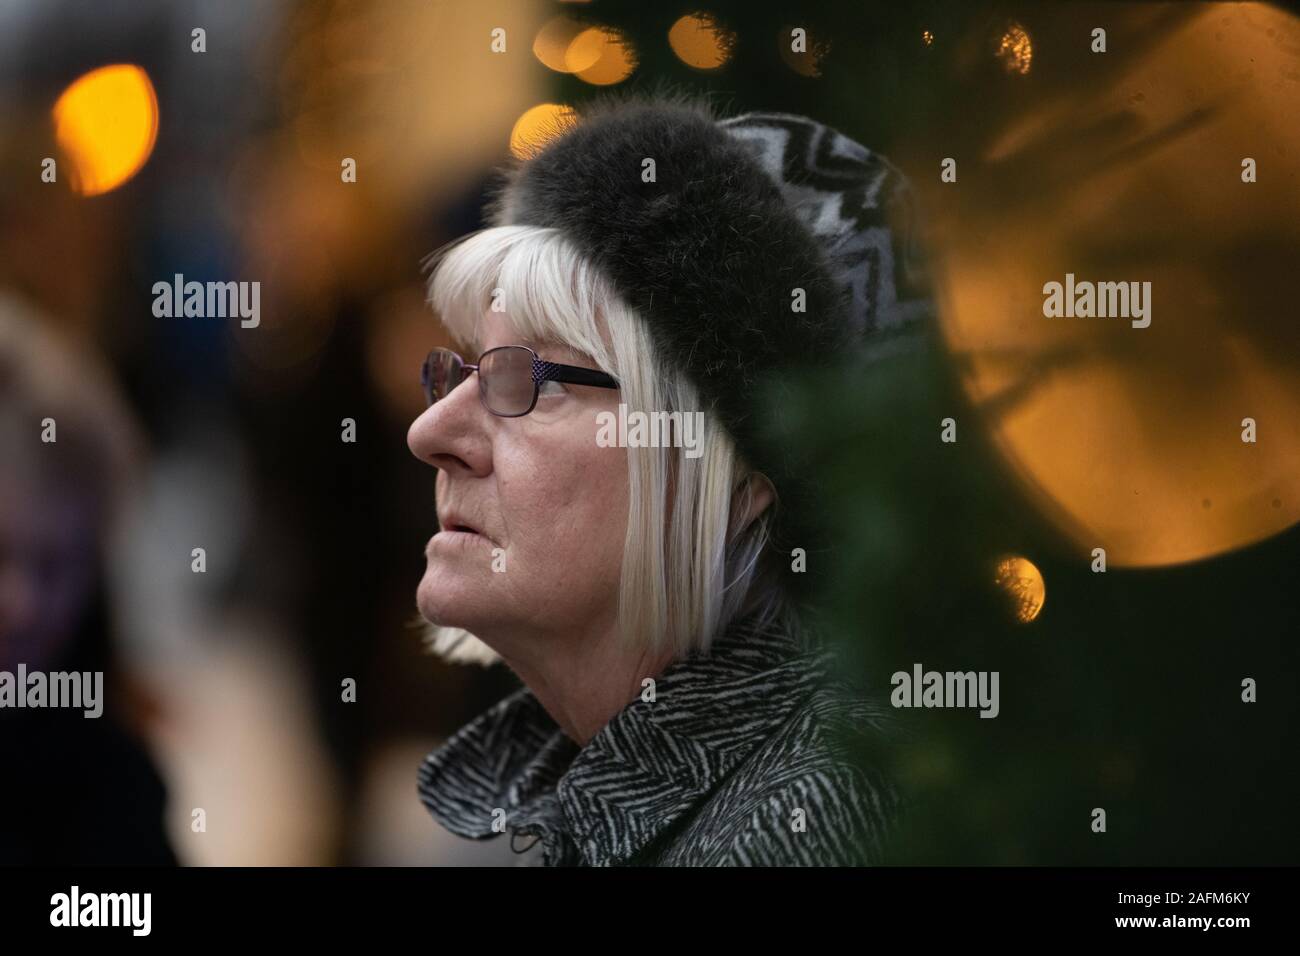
[417,613,839,866]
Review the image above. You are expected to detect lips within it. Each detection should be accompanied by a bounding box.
[437,510,483,538]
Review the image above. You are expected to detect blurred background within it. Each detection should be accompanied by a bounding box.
[0,0,1296,865]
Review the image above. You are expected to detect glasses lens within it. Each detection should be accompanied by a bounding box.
[479,346,536,416]
[422,349,464,406]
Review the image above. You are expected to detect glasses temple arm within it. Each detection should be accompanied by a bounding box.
[538,362,619,389]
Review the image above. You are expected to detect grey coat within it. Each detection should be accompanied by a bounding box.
[417,613,900,866]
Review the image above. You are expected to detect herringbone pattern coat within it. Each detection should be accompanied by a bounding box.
[418,614,900,866]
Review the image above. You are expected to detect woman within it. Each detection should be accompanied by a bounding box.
[408,93,929,866]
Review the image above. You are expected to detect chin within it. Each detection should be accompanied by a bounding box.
[415,570,483,630]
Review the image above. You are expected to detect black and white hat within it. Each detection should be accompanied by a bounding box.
[485,91,933,576]
[717,108,933,352]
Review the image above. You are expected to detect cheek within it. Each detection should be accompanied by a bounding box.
[501,428,627,576]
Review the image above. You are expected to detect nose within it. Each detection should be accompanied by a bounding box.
[407,371,492,477]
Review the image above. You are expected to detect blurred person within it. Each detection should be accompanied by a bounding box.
[408,93,930,866]
[0,293,175,865]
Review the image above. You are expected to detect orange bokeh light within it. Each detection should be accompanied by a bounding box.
[668,14,734,71]
[53,64,159,196]
[509,103,578,160]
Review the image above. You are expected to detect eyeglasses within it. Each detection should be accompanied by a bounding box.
[420,345,619,417]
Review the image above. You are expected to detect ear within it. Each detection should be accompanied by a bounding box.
[730,472,776,538]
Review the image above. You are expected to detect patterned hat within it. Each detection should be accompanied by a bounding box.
[718,109,933,358]
[484,92,932,588]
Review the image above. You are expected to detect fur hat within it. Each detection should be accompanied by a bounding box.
[485,91,931,599]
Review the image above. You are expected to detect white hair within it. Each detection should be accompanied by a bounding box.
[420,225,796,665]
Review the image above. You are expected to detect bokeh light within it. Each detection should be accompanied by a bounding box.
[52,64,159,196]
[570,26,637,85]
[533,16,598,74]
[668,13,735,71]
[921,2,1300,568]
[996,22,1033,75]
[509,103,578,160]
[993,556,1046,623]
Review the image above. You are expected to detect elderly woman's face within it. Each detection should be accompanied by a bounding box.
[407,310,627,642]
